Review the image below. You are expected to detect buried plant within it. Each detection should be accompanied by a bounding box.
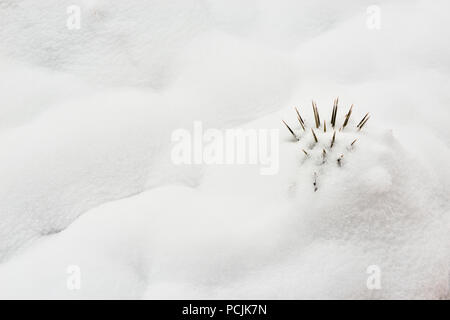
[282,98,370,192]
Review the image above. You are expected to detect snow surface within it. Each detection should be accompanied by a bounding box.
[0,0,449,299]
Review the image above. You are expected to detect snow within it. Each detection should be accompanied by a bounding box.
[0,0,449,299]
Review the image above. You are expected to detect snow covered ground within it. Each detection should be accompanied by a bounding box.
[0,0,449,299]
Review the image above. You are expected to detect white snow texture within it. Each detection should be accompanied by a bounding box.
[0,0,449,299]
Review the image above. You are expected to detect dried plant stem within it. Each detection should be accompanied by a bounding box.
[331,98,338,127]
[311,128,318,143]
[357,113,370,129]
[297,116,305,131]
[330,131,336,148]
[312,101,320,129]
[282,120,298,140]
[358,115,370,130]
[343,104,353,128]
[295,107,306,131]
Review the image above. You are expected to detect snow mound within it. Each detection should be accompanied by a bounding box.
[0,107,448,299]
[0,0,449,299]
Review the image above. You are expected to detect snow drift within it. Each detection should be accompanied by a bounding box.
[0,0,448,299]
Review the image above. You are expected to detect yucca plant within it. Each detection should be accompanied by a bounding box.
[282,98,370,192]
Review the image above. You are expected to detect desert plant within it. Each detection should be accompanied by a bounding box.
[282,98,370,191]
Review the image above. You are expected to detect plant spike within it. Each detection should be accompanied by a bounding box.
[324,120,327,133]
[297,116,306,131]
[302,149,309,156]
[312,101,320,128]
[357,113,369,129]
[282,120,298,140]
[311,128,318,143]
[358,115,371,130]
[295,107,305,128]
[316,102,321,128]
[331,100,334,126]
[295,107,306,131]
[331,98,338,128]
[330,131,336,148]
[351,139,357,146]
[342,104,353,128]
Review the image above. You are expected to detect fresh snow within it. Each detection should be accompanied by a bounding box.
[0,0,449,299]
